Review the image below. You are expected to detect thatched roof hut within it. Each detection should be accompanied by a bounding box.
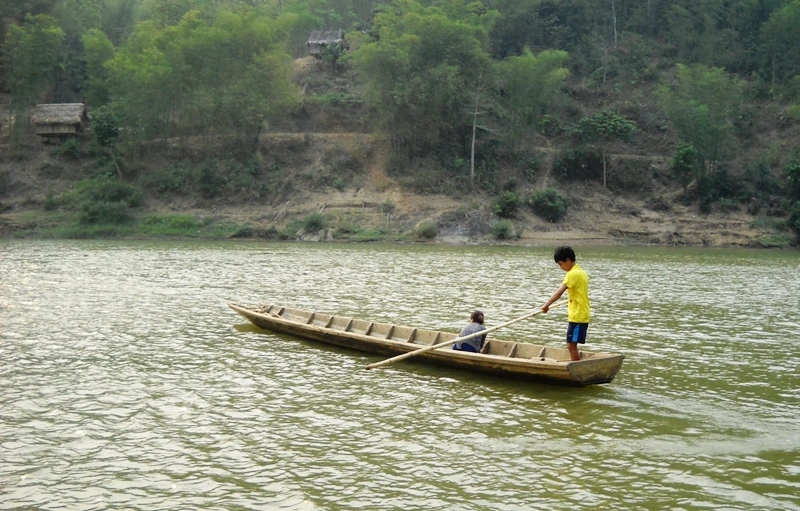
[30,103,89,138]
[306,29,349,58]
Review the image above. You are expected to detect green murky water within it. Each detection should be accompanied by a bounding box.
[1,240,799,510]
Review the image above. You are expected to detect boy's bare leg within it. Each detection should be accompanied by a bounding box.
[567,343,581,361]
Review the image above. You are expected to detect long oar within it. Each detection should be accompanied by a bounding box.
[365,300,567,370]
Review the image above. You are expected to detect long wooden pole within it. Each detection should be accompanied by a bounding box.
[364,300,567,370]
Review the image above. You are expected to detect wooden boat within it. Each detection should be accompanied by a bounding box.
[228,303,625,386]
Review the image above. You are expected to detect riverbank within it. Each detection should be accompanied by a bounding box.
[0,133,793,248]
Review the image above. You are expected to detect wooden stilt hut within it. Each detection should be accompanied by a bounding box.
[306,29,349,58]
[30,103,89,143]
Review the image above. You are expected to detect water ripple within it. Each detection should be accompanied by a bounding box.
[1,241,799,510]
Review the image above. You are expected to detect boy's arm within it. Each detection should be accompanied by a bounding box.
[542,284,567,312]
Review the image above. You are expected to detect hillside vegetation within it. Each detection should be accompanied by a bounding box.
[1,0,799,247]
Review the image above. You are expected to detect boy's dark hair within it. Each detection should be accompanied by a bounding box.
[554,246,576,263]
[471,310,485,324]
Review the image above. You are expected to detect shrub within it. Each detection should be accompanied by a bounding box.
[198,161,226,198]
[146,164,194,196]
[528,188,569,222]
[786,105,800,124]
[350,228,387,242]
[758,234,794,248]
[716,198,739,213]
[789,201,800,235]
[787,162,800,200]
[552,148,603,182]
[81,177,143,206]
[750,216,786,230]
[54,137,83,160]
[671,144,698,188]
[333,177,345,191]
[492,220,514,239]
[415,222,438,239]
[302,212,326,232]
[142,214,203,229]
[0,170,10,196]
[492,191,520,218]
[79,200,132,224]
[91,106,120,148]
[520,153,541,182]
[380,200,395,216]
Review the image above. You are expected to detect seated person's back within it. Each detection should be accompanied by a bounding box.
[453,310,486,353]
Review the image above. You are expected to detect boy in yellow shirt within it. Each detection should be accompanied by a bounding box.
[541,246,590,361]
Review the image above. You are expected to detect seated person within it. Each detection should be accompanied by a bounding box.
[452,310,487,353]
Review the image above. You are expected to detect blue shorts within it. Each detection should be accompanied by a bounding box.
[566,322,588,344]
[453,343,479,353]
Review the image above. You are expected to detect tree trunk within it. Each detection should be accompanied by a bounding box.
[471,106,477,188]
[470,73,483,188]
[602,147,607,188]
[611,0,618,48]
[108,147,122,179]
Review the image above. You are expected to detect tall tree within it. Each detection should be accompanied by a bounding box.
[657,63,744,179]
[496,47,569,152]
[105,6,300,152]
[81,27,115,107]
[573,110,636,188]
[353,0,499,159]
[761,0,800,89]
[1,14,65,107]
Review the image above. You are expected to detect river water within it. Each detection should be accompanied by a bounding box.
[1,240,799,510]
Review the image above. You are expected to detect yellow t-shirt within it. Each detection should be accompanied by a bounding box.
[563,264,590,323]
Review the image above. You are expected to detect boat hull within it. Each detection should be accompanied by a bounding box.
[229,303,624,386]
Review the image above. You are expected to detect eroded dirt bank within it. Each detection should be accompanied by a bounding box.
[0,133,787,248]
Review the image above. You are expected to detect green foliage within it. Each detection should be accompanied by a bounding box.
[757,233,795,248]
[319,42,348,72]
[657,64,744,176]
[671,143,699,188]
[146,163,193,196]
[415,222,438,239]
[352,0,499,158]
[139,214,203,236]
[572,111,636,187]
[492,191,520,218]
[379,200,395,216]
[91,105,120,148]
[552,149,603,182]
[749,216,787,230]
[349,228,387,242]
[492,220,513,240]
[81,28,115,107]
[54,137,83,160]
[79,199,132,224]
[302,212,326,232]
[496,48,569,151]
[786,162,800,200]
[785,105,800,124]
[788,201,800,235]
[573,111,636,144]
[0,170,10,196]
[528,188,568,222]
[197,161,225,198]
[77,176,143,207]
[716,198,739,213]
[104,7,300,148]
[1,14,65,108]
[696,169,745,213]
[56,176,144,225]
[761,2,800,85]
